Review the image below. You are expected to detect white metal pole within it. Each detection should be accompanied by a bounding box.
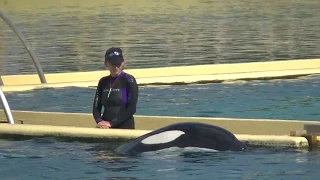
[0,87,14,124]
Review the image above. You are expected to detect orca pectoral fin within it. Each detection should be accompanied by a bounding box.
[141,130,185,145]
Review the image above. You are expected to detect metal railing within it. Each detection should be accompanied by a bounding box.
[0,9,48,124]
[0,9,47,84]
[0,87,14,124]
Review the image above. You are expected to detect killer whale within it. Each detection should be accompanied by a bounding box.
[115,122,246,155]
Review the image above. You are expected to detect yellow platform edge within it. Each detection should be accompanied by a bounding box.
[0,123,310,149]
[1,110,319,149]
[2,110,320,135]
[1,59,320,92]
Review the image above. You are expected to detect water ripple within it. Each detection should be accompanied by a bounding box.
[0,0,319,75]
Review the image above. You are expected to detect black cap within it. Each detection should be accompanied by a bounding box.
[105,47,124,64]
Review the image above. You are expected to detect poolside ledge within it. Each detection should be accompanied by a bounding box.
[1,59,320,92]
[0,123,310,149]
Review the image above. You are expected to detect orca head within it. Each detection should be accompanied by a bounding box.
[181,122,247,151]
[230,140,247,151]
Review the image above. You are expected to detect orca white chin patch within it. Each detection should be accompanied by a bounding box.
[141,130,185,145]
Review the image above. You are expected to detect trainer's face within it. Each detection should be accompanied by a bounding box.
[105,60,124,75]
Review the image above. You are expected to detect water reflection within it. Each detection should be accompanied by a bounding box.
[0,0,319,75]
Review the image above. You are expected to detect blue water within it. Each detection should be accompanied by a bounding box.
[3,73,320,179]
[1,0,319,75]
[3,74,320,179]
[5,74,320,121]
[1,0,320,179]
[0,138,319,180]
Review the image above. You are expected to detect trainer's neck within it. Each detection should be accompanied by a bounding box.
[110,71,122,77]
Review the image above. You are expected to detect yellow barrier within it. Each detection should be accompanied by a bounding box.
[1,59,320,92]
[2,110,320,136]
[0,123,310,149]
[236,134,309,148]
[0,123,147,140]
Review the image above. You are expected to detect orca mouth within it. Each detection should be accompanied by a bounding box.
[226,141,247,152]
[238,143,247,151]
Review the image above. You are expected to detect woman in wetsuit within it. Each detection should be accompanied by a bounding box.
[92,47,139,129]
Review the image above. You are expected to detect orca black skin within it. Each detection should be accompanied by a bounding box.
[115,122,247,155]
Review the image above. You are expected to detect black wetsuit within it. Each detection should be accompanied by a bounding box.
[92,71,138,129]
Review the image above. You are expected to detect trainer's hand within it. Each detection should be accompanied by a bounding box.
[96,121,111,129]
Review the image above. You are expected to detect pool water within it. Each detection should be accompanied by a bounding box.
[1,76,320,180]
[0,138,319,180]
[1,0,319,75]
[1,0,319,179]
[2,75,320,179]
[5,74,320,121]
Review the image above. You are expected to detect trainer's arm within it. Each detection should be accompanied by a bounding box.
[92,79,104,123]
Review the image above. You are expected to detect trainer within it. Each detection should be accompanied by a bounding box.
[92,47,139,129]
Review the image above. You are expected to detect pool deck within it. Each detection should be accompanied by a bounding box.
[1,59,320,149]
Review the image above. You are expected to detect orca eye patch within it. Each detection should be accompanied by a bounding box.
[141,130,185,145]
